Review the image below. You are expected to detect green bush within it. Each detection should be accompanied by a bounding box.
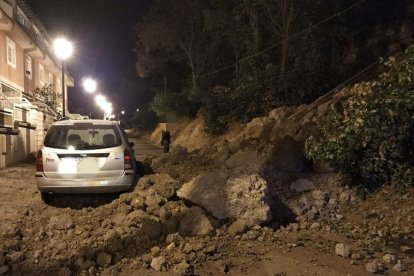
[151,89,198,119]
[305,46,414,190]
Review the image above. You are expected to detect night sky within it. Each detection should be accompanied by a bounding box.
[25,0,149,118]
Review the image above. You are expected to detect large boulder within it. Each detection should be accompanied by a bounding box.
[177,172,272,226]
[245,117,274,141]
[267,136,311,173]
[177,171,229,219]
[227,174,272,226]
[268,107,295,123]
[225,150,265,175]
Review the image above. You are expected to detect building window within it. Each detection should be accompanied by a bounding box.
[6,37,16,68]
[39,64,45,84]
[25,56,32,79]
[48,73,54,85]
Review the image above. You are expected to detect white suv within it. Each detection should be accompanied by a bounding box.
[35,120,137,202]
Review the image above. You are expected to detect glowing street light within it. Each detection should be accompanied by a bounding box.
[53,37,73,118]
[83,78,97,93]
[94,95,113,120]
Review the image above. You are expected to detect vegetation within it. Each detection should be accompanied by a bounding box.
[135,0,412,133]
[305,46,414,190]
[129,108,158,132]
[34,84,60,115]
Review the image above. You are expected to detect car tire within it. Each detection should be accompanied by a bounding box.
[41,192,55,204]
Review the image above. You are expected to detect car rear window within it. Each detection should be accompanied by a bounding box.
[44,123,122,149]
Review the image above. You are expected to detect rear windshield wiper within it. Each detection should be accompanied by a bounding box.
[44,145,68,149]
[78,145,107,149]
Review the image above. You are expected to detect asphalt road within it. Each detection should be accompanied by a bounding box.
[130,137,164,161]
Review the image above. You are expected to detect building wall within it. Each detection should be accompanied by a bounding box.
[0,32,24,90]
[0,1,73,169]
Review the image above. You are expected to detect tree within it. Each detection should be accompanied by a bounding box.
[34,84,60,114]
[136,0,208,96]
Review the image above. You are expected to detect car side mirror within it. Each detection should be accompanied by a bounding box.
[129,142,135,147]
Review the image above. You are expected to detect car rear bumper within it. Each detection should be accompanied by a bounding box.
[35,172,135,194]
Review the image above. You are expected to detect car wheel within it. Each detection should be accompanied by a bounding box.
[41,192,55,204]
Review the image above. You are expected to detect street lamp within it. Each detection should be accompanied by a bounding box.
[94,95,113,120]
[83,78,97,94]
[53,37,73,118]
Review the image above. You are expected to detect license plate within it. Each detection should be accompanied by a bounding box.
[77,158,99,172]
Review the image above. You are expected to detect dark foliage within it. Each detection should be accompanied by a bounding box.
[135,0,413,133]
[306,46,414,190]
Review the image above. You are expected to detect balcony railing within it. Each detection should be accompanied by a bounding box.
[0,91,13,110]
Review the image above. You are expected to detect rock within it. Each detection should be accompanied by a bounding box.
[145,193,164,207]
[173,261,194,276]
[58,267,71,276]
[314,199,326,208]
[9,251,25,263]
[125,210,145,227]
[292,207,304,216]
[335,243,351,258]
[393,260,406,272]
[151,256,167,272]
[339,192,351,202]
[78,246,96,260]
[151,246,161,255]
[310,222,321,230]
[306,208,318,221]
[311,190,327,201]
[179,206,213,237]
[49,215,74,230]
[226,174,272,226]
[365,260,385,274]
[96,251,112,267]
[131,197,145,209]
[328,198,337,206]
[0,253,4,266]
[166,233,184,245]
[111,212,127,226]
[177,171,229,219]
[290,179,314,193]
[163,216,179,235]
[299,196,311,210]
[0,265,8,275]
[225,150,265,175]
[245,117,274,141]
[267,136,311,173]
[351,253,362,260]
[166,243,176,251]
[382,253,396,264]
[228,219,248,236]
[268,107,293,122]
[142,218,163,240]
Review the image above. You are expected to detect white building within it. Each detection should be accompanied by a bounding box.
[0,0,74,168]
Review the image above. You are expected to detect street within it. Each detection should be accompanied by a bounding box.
[130,137,163,161]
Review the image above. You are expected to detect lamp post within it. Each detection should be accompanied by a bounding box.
[82,78,97,118]
[83,78,97,94]
[53,37,73,118]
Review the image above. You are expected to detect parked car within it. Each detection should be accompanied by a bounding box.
[35,119,137,203]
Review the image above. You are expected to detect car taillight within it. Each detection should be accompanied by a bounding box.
[124,149,132,170]
[36,150,43,172]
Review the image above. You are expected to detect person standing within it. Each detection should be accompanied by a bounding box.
[161,130,171,153]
